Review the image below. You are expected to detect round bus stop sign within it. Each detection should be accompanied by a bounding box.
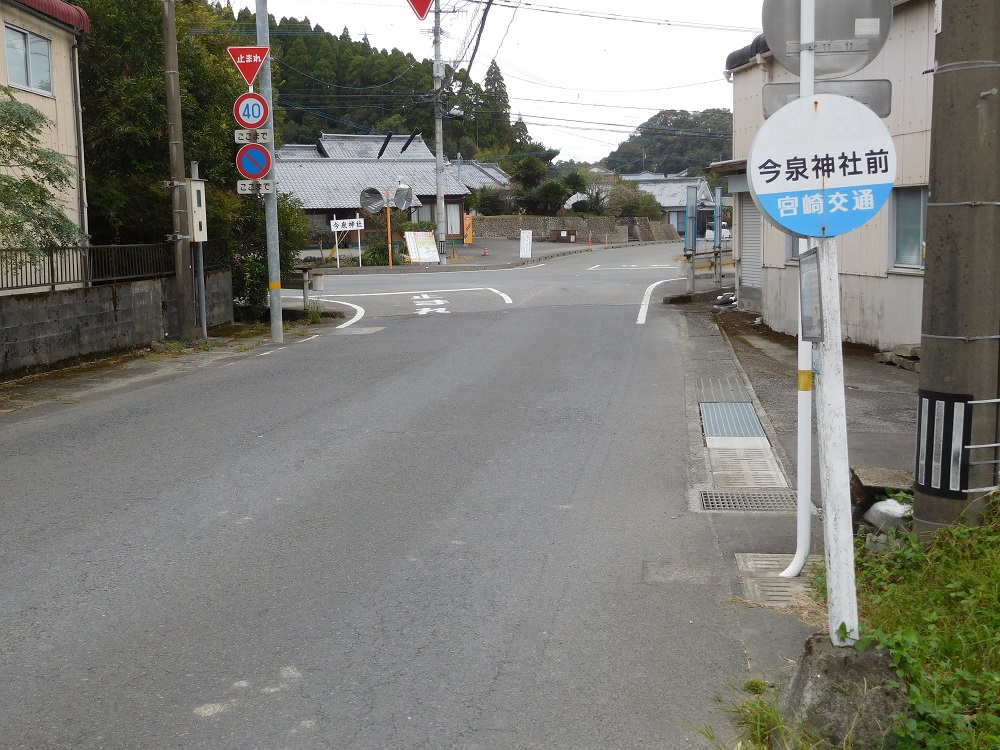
[748,94,896,238]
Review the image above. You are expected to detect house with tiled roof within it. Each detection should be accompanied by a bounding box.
[274,133,470,239]
[620,172,716,237]
[1,0,91,236]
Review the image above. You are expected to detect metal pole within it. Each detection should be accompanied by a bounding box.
[356,211,362,268]
[386,195,393,269]
[684,185,697,292]
[713,187,723,287]
[433,0,447,265]
[781,0,816,580]
[255,0,283,343]
[162,0,197,341]
[191,161,208,339]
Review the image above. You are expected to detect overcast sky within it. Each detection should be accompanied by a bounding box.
[225,0,765,163]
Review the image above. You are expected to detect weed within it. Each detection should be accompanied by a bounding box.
[851,501,1000,748]
[304,301,324,324]
[200,339,217,351]
[162,340,188,355]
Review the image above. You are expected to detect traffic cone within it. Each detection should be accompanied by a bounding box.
[483,245,489,256]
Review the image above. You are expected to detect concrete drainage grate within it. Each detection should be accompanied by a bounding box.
[700,489,798,512]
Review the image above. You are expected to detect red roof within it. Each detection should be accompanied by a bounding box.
[12,0,90,35]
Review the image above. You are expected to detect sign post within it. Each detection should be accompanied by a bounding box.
[748,89,896,652]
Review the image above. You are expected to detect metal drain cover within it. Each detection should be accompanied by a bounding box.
[735,553,825,606]
[700,402,766,438]
[700,489,798,512]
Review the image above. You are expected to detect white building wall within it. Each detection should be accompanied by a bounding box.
[728,0,933,349]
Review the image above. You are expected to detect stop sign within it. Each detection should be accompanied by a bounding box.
[407,0,433,20]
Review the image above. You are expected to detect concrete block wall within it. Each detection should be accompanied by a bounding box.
[1,269,234,377]
[471,216,621,239]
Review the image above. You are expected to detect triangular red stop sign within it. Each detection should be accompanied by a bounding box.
[407,0,433,20]
[227,46,269,88]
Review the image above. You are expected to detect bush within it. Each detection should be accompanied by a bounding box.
[361,238,405,266]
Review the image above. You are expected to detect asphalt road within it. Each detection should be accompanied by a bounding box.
[1,244,805,749]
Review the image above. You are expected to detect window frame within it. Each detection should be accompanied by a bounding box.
[890,185,927,271]
[5,23,53,95]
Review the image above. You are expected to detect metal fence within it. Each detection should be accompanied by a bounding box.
[1,243,227,292]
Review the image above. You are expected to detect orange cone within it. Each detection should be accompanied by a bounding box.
[483,245,489,256]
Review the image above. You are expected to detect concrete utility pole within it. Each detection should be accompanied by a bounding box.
[433,0,447,265]
[162,0,198,341]
[256,0,284,342]
[913,0,1000,534]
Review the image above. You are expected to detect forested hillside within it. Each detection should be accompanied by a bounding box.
[603,109,733,183]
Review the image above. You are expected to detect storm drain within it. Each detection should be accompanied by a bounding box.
[708,442,787,487]
[736,553,824,607]
[698,376,750,404]
[700,402,766,438]
[700,489,798,512]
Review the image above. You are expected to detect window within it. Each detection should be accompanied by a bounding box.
[892,186,927,268]
[5,25,51,94]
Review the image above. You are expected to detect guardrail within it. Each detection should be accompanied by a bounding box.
[1,243,227,292]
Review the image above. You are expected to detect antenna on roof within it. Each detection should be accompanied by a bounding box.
[399,129,422,153]
[376,133,393,159]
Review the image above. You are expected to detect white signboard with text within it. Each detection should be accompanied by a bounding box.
[404,232,439,264]
[331,218,365,232]
[519,229,533,260]
[748,94,896,238]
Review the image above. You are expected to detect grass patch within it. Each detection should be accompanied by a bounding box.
[713,494,999,748]
[851,498,1000,748]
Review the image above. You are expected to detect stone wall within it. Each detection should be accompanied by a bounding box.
[472,215,625,241]
[1,269,233,376]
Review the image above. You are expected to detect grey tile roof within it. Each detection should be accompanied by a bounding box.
[274,135,469,210]
[449,160,510,190]
[619,174,716,210]
[317,132,436,161]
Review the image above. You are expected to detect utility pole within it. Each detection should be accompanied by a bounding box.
[913,0,1000,534]
[256,0,284,342]
[162,0,197,341]
[433,0,447,265]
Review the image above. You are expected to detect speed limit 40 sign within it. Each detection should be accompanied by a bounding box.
[233,92,269,129]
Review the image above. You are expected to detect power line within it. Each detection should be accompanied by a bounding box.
[455,0,760,33]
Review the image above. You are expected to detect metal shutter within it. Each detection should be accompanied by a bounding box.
[740,194,763,289]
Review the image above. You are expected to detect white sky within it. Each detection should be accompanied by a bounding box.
[225,1,765,163]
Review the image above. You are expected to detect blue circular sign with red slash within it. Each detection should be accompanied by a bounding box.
[236,143,272,180]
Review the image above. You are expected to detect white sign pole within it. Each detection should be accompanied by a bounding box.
[781,0,816,580]
[804,0,859,647]
[814,235,859,645]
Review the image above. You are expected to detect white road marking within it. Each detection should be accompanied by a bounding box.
[332,301,365,328]
[297,334,319,343]
[588,265,679,271]
[588,264,601,271]
[636,279,677,325]
[486,287,513,304]
[317,287,497,298]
